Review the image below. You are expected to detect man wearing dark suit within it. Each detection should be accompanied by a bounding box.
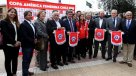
[47,11,67,69]
[19,11,36,76]
[119,11,136,67]
[106,9,122,62]
[93,11,107,59]
[85,13,95,59]
[63,10,77,63]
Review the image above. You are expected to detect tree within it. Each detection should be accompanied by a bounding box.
[112,0,135,14]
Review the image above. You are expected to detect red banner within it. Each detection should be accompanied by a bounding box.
[69,32,79,47]
[111,31,123,46]
[54,29,66,45]
[7,0,75,10]
[94,28,105,41]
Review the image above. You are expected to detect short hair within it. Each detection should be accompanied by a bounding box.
[52,10,58,13]
[52,11,59,17]
[76,11,81,14]
[24,11,32,18]
[37,10,46,18]
[111,9,117,14]
[125,11,132,16]
[66,9,73,15]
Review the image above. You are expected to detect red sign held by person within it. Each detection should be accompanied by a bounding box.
[94,28,105,41]
[69,32,79,47]
[54,28,66,45]
[111,31,123,46]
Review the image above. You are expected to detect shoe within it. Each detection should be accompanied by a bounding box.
[40,68,47,71]
[64,62,68,65]
[57,62,64,66]
[51,65,58,69]
[127,63,132,67]
[78,57,81,60]
[113,59,116,62]
[28,72,34,76]
[93,56,97,58]
[119,61,127,64]
[13,74,17,76]
[70,60,75,63]
[106,58,112,61]
[89,56,92,59]
[102,56,105,59]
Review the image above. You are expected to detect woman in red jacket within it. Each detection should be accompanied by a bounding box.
[76,14,89,60]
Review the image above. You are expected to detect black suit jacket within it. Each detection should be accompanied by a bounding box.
[19,20,36,48]
[46,19,65,45]
[0,20,19,46]
[94,18,107,42]
[120,19,136,44]
[88,19,95,39]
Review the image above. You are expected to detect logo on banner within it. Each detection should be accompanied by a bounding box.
[54,29,66,45]
[111,31,123,46]
[69,32,79,47]
[94,29,105,41]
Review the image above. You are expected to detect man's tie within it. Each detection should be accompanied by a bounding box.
[69,19,74,32]
[127,20,130,29]
[113,18,116,27]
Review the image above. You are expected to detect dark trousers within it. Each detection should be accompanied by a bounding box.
[57,44,67,63]
[3,46,19,76]
[68,46,75,61]
[22,48,34,76]
[93,40,106,58]
[86,38,93,57]
[77,39,87,58]
[107,37,118,59]
[134,44,136,57]
[50,43,57,65]
[36,40,48,70]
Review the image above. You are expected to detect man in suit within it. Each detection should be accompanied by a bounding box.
[85,12,95,59]
[106,9,122,62]
[19,11,36,76]
[63,10,77,63]
[93,11,107,59]
[119,11,136,67]
[47,11,67,69]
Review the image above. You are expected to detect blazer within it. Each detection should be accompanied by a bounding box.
[19,20,36,48]
[94,18,107,41]
[46,19,65,44]
[63,18,77,32]
[0,20,19,46]
[106,17,122,32]
[120,19,136,44]
[88,19,95,39]
[34,18,48,39]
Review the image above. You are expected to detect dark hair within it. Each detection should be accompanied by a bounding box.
[37,10,46,18]
[76,11,81,14]
[4,8,20,28]
[66,9,73,15]
[78,14,85,28]
[24,11,32,18]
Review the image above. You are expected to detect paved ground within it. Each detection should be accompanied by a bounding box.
[0,49,136,76]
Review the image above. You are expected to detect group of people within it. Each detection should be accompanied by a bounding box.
[0,7,136,76]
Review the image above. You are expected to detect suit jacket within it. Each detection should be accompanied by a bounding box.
[0,20,19,46]
[34,18,48,39]
[46,19,65,45]
[94,18,107,42]
[19,20,36,48]
[63,18,77,32]
[106,17,121,32]
[120,19,136,44]
[88,19,95,39]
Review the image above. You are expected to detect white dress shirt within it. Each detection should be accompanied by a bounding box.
[99,18,103,28]
[25,20,35,34]
[55,20,61,28]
